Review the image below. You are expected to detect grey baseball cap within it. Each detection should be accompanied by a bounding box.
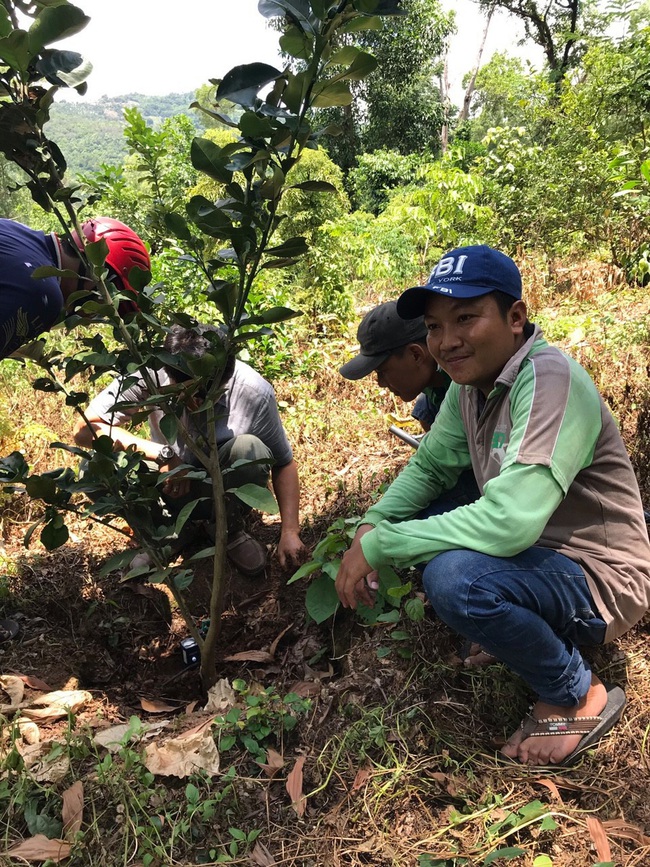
[339,300,428,380]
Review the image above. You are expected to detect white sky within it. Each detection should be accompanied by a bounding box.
[58,0,542,105]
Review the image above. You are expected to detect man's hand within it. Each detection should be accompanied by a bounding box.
[276,529,307,569]
[161,455,191,499]
[335,524,377,609]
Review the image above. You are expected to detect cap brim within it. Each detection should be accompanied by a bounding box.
[339,350,391,380]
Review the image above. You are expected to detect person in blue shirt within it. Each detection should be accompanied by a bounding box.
[0,216,149,359]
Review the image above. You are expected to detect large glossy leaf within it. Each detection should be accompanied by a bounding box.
[311,80,353,108]
[40,515,69,550]
[229,483,279,514]
[332,51,378,82]
[186,196,232,237]
[84,238,109,267]
[239,111,275,139]
[264,237,308,257]
[0,7,11,39]
[305,573,339,624]
[217,62,282,108]
[243,307,301,326]
[354,0,406,14]
[340,15,383,32]
[258,0,318,35]
[289,180,337,193]
[35,49,92,87]
[279,28,313,60]
[164,212,193,242]
[190,138,232,183]
[28,4,90,55]
[0,30,30,72]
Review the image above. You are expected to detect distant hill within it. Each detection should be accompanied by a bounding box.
[46,91,199,177]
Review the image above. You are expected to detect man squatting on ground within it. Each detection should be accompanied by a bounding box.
[73,325,306,577]
[0,216,149,360]
[336,245,650,766]
[339,299,480,522]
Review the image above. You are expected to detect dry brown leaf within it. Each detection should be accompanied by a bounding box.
[537,777,563,802]
[19,674,53,692]
[19,741,69,783]
[259,748,285,778]
[601,819,650,846]
[93,723,139,753]
[140,697,179,714]
[4,834,71,863]
[61,781,84,839]
[0,674,25,709]
[586,816,611,861]
[204,678,236,714]
[17,719,40,745]
[351,766,371,793]
[268,622,293,658]
[143,726,220,778]
[223,650,274,663]
[288,681,321,698]
[185,700,198,715]
[21,690,91,723]
[286,755,306,817]
[250,840,276,866]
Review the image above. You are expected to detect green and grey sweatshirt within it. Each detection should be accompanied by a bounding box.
[360,325,650,641]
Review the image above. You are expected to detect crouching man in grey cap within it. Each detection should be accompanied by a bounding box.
[336,245,650,767]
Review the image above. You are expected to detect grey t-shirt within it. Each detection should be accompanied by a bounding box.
[86,360,293,467]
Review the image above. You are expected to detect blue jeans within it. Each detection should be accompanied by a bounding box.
[422,546,607,707]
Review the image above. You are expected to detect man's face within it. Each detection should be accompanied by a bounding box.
[423,293,527,396]
[375,350,424,402]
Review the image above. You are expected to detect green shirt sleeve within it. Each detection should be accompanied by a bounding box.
[361,462,564,569]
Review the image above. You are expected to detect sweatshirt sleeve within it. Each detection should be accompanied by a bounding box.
[360,461,565,569]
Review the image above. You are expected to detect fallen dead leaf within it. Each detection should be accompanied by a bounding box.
[586,816,612,861]
[18,674,53,692]
[140,697,180,714]
[223,650,274,663]
[21,690,91,723]
[4,834,71,863]
[94,723,142,753]
[18,741,70,783]
[259,747,285,778]
[537,777,563,803]
[185,700,198,715]
[143,726,220,778]
[204,678,236,714]
[61,781,84,839]
[286,755,306,817]
[351,766,371,793]
[601,819,650,846]
[0,674,25,709]
[269,622,293,658]
[250,839,276,866]
[17,719,40,744]
[287,681,321,698]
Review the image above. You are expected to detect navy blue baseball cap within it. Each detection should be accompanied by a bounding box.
[397,245,522,319]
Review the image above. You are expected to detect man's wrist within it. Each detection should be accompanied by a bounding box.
[155,444,176,466]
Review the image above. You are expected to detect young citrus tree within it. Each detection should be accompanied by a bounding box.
[0,0,406,691]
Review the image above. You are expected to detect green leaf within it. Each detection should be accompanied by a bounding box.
[404,597,425,622]
[239,111,274,138]
[40,516,69,550]
[99,549,140,577]
[25,476,57,502]
[229,483,279,514]
[173,569,195,591]
[258,0,318,35]
[159,414,178,444]
[0,30,30,71]
[243,306,301,326]
[335,51,378,82]
[0,7,11,39]
[539,815,557,831]
[164,212,193,242]
[279,29,312,60]
[287,559,321,585]
[264,237,309,257]
[35,49,91,87]
[217,62,282,107]
[31,265,79,281]
[312,80,353,108]
[386,581,412,600]
[190,140,233,184]
[321,559,340,581]
[306,573,339,624]
[376,646,391,658]
[390,630,410,641]
[483,848,526,865]
[376,609,400,623]
[186,783,200,805]
[533,856,554,867]
[341,15,383,32]
[173,498,203,536]
[28,4,90,55]
[188,546,216,561]
[289,180,337,193]
[85,238,109,267]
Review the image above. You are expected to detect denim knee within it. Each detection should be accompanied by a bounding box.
[422,550,473,632]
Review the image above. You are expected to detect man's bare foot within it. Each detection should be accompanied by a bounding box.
[501,675,608,765]
[463,641,498,668]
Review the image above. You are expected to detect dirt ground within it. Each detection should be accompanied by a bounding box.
[1,276,650,866]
